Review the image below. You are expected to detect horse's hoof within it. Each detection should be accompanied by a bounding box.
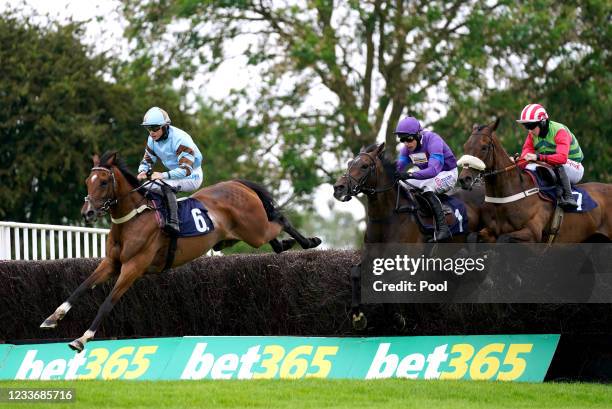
[310,237,322,248]
[352,312,367,331]
[393,312,406,332]
[40,319,57,329]
[68,339,84,353]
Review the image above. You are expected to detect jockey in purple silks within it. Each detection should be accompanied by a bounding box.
[395,116,458,241]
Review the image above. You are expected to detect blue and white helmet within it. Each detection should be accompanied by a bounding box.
[141,107,171,126]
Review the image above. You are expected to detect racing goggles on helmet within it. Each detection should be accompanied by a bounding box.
[144,124,163,132]
[522,122,539,131]
[397,133,419,143]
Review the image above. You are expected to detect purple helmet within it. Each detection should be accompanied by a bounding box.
[395,117,422,135]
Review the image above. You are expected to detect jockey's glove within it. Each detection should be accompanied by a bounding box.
[396,171,414,180]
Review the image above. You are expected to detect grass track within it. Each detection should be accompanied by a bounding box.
[1,379,611,409]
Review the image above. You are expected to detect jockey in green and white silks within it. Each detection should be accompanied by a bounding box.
[517,103,583,209]
[137,107,204,234]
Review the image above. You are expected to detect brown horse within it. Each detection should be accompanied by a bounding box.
[333,143,491,328]
[40,151,321,351]
[458,119,612,243]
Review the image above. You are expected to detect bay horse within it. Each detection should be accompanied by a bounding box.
[332,143,492,329]
[457,119,612,243]
[40,151,321,352]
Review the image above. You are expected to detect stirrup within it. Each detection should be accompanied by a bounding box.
[429,228,452,243]
[558,197,578,209]
[163,222,180,235]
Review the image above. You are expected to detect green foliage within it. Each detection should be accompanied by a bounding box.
[0,10,192,223]
[0,11,120,223]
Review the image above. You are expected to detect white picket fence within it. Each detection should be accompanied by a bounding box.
[0,221,109,261]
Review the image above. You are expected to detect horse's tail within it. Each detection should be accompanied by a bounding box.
[235,179,283,222]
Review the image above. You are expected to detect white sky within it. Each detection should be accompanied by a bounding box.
[1,0,366,226]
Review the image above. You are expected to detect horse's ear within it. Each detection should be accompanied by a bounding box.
[92,154,100,167]
[376,142,385,158]
[492,117,500,131]
[103,152,117,167]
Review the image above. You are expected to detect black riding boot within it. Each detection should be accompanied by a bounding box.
[423,191,452,242]
[162,185,180,235]
[553,166,578,210]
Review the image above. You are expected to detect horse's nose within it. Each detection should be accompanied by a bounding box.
[333,183,347,199]
[459,176,472,190]
[82,209,96,224]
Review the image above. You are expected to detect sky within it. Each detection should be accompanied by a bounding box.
[1,0,367,227]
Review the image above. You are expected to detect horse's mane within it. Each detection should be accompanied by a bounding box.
[363,143,397,180]
[99,151,141,189]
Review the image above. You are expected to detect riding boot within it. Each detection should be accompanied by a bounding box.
[553,166,578,210]
[162,185,180,235]
[423,191,452,242]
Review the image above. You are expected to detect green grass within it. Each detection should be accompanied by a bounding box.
[1,379,610,409]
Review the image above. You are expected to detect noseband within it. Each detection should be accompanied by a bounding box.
[84,167,118,214]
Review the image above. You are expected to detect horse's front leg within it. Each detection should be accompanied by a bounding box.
[68,257,147,352]
[40,258,117,329]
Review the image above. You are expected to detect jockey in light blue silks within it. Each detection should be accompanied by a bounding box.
[395,116,458,241]
[137,107,203,234]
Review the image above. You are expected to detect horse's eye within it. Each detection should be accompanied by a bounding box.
[481,146,488,152]
[100,181,108,187]
[361,164,368,170]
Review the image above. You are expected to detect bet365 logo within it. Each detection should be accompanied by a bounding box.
[366,342,533,381]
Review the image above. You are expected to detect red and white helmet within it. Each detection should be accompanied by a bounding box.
[517,103,548,123]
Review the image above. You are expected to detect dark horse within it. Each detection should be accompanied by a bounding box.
[40,152,321,351]
[458,119,612,243]
[333,143,492,328]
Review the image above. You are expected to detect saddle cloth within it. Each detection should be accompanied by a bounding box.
[525,169,597,213]
[147,192,215,237]
[400,189,469,235]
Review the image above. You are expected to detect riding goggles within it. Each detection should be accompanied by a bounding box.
[522,122,539,131]
[397,133,419,143]
[144,125,163,132]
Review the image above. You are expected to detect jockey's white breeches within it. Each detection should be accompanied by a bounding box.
[400,168,458,194]
[148,167,203,193]
[526,160,583,184]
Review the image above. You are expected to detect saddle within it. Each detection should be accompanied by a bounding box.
[526,167,597,213]
[398,187,469,236]
[146,191,215,237]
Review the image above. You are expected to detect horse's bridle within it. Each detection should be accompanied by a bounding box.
[466,128,524,184]
[343,152,397,197]
[84,167,119,215]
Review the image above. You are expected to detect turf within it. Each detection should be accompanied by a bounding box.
[1,379,610,409]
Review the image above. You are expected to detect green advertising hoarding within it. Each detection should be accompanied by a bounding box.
[0,335,559,382]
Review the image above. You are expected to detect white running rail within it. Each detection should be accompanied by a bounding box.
[0,221,109,261]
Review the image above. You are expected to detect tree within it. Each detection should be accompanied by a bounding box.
[121,0,610,204]
[0,9,192,223]
[434,0,611,182]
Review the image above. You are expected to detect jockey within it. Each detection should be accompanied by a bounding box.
[517,103,583,209]
[395,116,458,241]
[137,107,203,234]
